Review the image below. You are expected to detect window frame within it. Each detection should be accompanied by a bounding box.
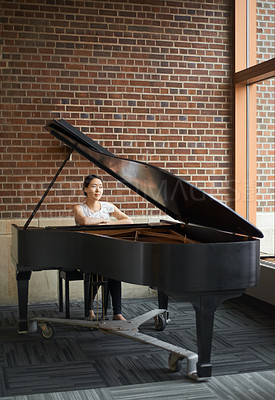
[234,0,275,224]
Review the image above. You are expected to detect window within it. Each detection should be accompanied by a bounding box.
[235,0,274,253]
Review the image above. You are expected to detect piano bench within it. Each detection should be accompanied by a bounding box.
[58,270,109,319]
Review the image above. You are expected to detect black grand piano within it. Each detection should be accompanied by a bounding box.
[11,119,263,379]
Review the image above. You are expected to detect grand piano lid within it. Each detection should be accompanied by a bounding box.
[45,119,263,238]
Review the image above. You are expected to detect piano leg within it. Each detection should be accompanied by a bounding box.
[157,290,170,327]
[190,291,243,379]
[16,270,32,333]
[157,290,168,309]
[84,272,91,318]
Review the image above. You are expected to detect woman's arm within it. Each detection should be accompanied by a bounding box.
[73,205,107,225]
[109,204,133,225]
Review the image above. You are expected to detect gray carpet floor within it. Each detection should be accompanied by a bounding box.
[1,370,275,400]
[0,296,274,399]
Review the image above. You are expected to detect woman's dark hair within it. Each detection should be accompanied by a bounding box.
[83,174,102,195]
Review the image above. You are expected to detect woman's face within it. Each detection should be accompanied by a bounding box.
[85,178,103,200]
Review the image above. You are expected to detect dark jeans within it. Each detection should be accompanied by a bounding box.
[89,274,122,315]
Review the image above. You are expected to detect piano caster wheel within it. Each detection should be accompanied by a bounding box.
[39,323,55,340]
[168,353,182,373]
[154,314,166,331]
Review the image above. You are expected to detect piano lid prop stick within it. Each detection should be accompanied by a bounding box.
[23,148,74,230]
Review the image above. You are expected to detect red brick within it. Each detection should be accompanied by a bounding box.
[0,0,273,219]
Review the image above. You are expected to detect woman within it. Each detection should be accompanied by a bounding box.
[73,174,133,321]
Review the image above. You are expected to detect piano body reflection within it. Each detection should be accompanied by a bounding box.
[11,119,263,379]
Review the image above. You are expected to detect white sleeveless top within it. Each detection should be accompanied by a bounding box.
[77,201,114,223]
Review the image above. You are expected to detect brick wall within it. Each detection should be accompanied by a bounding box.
[256,0,275,214]
[1,0,234,221]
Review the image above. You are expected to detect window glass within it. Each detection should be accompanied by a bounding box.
[256,77,275,254]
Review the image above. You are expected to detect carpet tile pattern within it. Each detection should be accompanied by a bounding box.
[0,296,274,398]
[1,371,275,400]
